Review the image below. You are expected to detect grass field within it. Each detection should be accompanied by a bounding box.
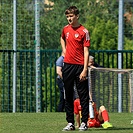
[0,113,133,133]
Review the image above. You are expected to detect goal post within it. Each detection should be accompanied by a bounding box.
[88,67,133,113]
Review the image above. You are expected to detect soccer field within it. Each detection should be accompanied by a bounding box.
[0,113,133,133]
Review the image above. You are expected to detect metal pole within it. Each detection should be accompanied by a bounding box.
[13,0,17,113]
[131,72,133,113]
[35,0,41,112]
[118,0,124,113]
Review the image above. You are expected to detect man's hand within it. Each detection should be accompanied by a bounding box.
[79,70,87,81]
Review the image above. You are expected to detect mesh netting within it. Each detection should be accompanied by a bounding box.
[88,67,133,112]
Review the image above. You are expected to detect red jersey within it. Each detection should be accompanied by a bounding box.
[61,24,90,65]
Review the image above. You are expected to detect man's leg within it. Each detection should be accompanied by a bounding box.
[62,63,75,131]
[98,106,113,129]
[62,63,75,124]
[78,79,89,124]
[76,66,89,131]
[57,78,65,112]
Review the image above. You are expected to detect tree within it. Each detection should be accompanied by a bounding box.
[40,0,119,50]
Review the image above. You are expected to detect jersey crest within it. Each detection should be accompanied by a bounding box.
[75,33,79,38]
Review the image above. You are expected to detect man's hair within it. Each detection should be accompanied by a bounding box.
[65,6,79,15]
[89,56,94,61]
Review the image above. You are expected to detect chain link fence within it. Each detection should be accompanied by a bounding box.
[0,0,133,112]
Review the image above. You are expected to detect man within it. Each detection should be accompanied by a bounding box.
[61,6,90,131]
[88,55,101,68]
[56,52,65,112]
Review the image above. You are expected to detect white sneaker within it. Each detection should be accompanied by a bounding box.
[79,122,88,131]
[62,123,75,131]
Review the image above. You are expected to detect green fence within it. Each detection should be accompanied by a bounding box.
[0,50,133,112]
[0,0,133,113]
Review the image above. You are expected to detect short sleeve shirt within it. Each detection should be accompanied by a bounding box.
[61,24,90,65]
[56,56,64,67]
[56,56,64,78]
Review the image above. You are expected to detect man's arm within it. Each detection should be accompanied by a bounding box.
[84,46,89,71]
[74,99,81,128]
[75,114,80,128]
[56,66,62,79]
[79,46,89,81]
[60,37,66,55]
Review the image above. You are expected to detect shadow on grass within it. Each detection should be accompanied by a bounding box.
[89,127,133,131]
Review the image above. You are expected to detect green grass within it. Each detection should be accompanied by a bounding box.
[0,113,133,133]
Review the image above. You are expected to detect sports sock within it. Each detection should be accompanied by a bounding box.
[101,110,109,122]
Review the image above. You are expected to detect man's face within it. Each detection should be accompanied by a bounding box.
[66,13,78,25]
[89,59,94,65]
